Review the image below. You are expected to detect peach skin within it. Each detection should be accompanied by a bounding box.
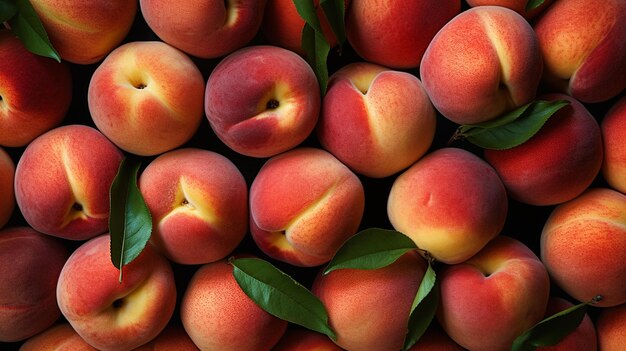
[408,324,465,351]
[28,0,137,64]
[205,45,320,158]
[484,94,603,206]
[0,30,72,147]
[14,125,123,240]
[0,147,14,229]
[181,259,288,351]
[437,236,550,351]
[140,0,267,58]
[317,62,437,178]
[0,227,69,342]
[88,41,205,156]
[540,188,626,307]
[250,148,365,267]
[601,95,626,195]
[132,324,199,351]
[536,297,597,351]
[420,6,543,125]
[20,323,97,351]
[139,148,248,265]
[465,0,553,19]
[57,235,177,351]
[272,327,344,351]
[387,147,508,264]
[533,0,626,103]
[346,0,460,69]
[596,303,626,351]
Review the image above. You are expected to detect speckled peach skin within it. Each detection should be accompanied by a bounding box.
[602,96,626,195]
[20,323,97,351]
[0,148,14,229]
[466,0,553,19]
[536,297,597,351]
[596,303,626,351]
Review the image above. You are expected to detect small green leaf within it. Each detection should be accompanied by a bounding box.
[403,261,440,350]
[293,0,323,33]
[0,0,18,23]
[231,257,336,340]
[453,99,570,150]
[526,0,546,12]
[8,0,60,62]
[324,228,418,275]
[109,157,152,283]
[301,23,330,94]
[320,0,346,45]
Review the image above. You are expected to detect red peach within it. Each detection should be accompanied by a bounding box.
[596,303,626,351]
[408,324,465,351]
[132,324,199,351]
[466,0,553,19]
[601,95,626,194]
[272,328,343,351]
[19,323,97,351]
[0,148,14,229]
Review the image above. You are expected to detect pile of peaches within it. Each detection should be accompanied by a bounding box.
[1,0,625,350]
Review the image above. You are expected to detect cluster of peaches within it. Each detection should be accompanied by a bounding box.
[1,0,625,350]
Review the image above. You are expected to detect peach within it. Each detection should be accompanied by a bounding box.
[205,45,320,157]
[317,62,437,178]
[533,0,626,103]
[181,259,288,351]
[346,0,460,69]
[250,148,364,267]
[596,303,626,351]
[540,188,626,307]
[132,324,199,351]
[387,147,508,264]
[140,0,267,58]
[420,6,543,125]
[88,41,204,156]
[138,148,248,265]
[312,250,427,351]
[272,327,343,351]
[57,234,177,351]
[0,148,14,229]
[408,324,465,351]
[465,0,553,19]
[536,297,597,351]
[14,125,123,240]
[0,227,69,342]
[29,0,137,64]
[0,31,72,147]
[20,323,97,351]
[437,236,550,351]
[601,96,626,194]
[484,94,603,206]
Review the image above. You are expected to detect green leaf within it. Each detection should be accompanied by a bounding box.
[403,262,440,350]
[453,99,570,150]
[0,0,18,23]
[526,0,546,12]
[301,23,330,94]
[324,228,418,275]
[231,257,336,340]
[109,157,152,283]
[8,0,60,62]
[293,0,323,33]
[320,0,346,45]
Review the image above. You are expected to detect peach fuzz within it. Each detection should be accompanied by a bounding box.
[601,95,626,195]
[533,0,626,103]
[250,148,364,267]
[465,0,553,19]
[540,188,626,307]
[138,148,248,265]
[181,259,288,351]
[57,235,176,351]
[20,323,97,351]
[88,41,204,156]
[0,31,72,147]
[484,94,603,206]
[387,147,508,264]
[420,6,542,125]
[14,125,123,240]
[0,148,14,229]
[0,227,69,342]
[596,303,626,351]
[132,324,199,351]
[29,0,137,64]
[536,297,597,351]
[140,0,267,59]
[205,45,320,158]
[346,0,460,69]
[312,251,427,351]
[317,62,436,178]
[437,236,550,351]
[272,328,343,351]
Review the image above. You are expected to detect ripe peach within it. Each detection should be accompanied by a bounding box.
[0,227,69,342]
[536,297,597,351]
[28,0,137,64]
[346,0,460,69]
[312,251,427,351]
[438,236,550,351]
[88,41,204,156]
[420,6,542,124]
[540,188,626,307]
[181,259,288,351]
[20,324,97,351]
[205,45,320,157]
[140,0,267,58]
[272,328,343,351]
[0,31,72,147]
[408,324,465,351]
[14,125,123,240]
[465,0,553,19]
[132,324,199,351]
[0,148,14,229]
[138,148,248,265]
[596,303,626,351]
[484,94,603,206]
[387,147,508,264]
[57,235,177,351]
[533,0,626,103]
[250,148,364,267]
[601,96,626,194]
[317,62,436,178]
